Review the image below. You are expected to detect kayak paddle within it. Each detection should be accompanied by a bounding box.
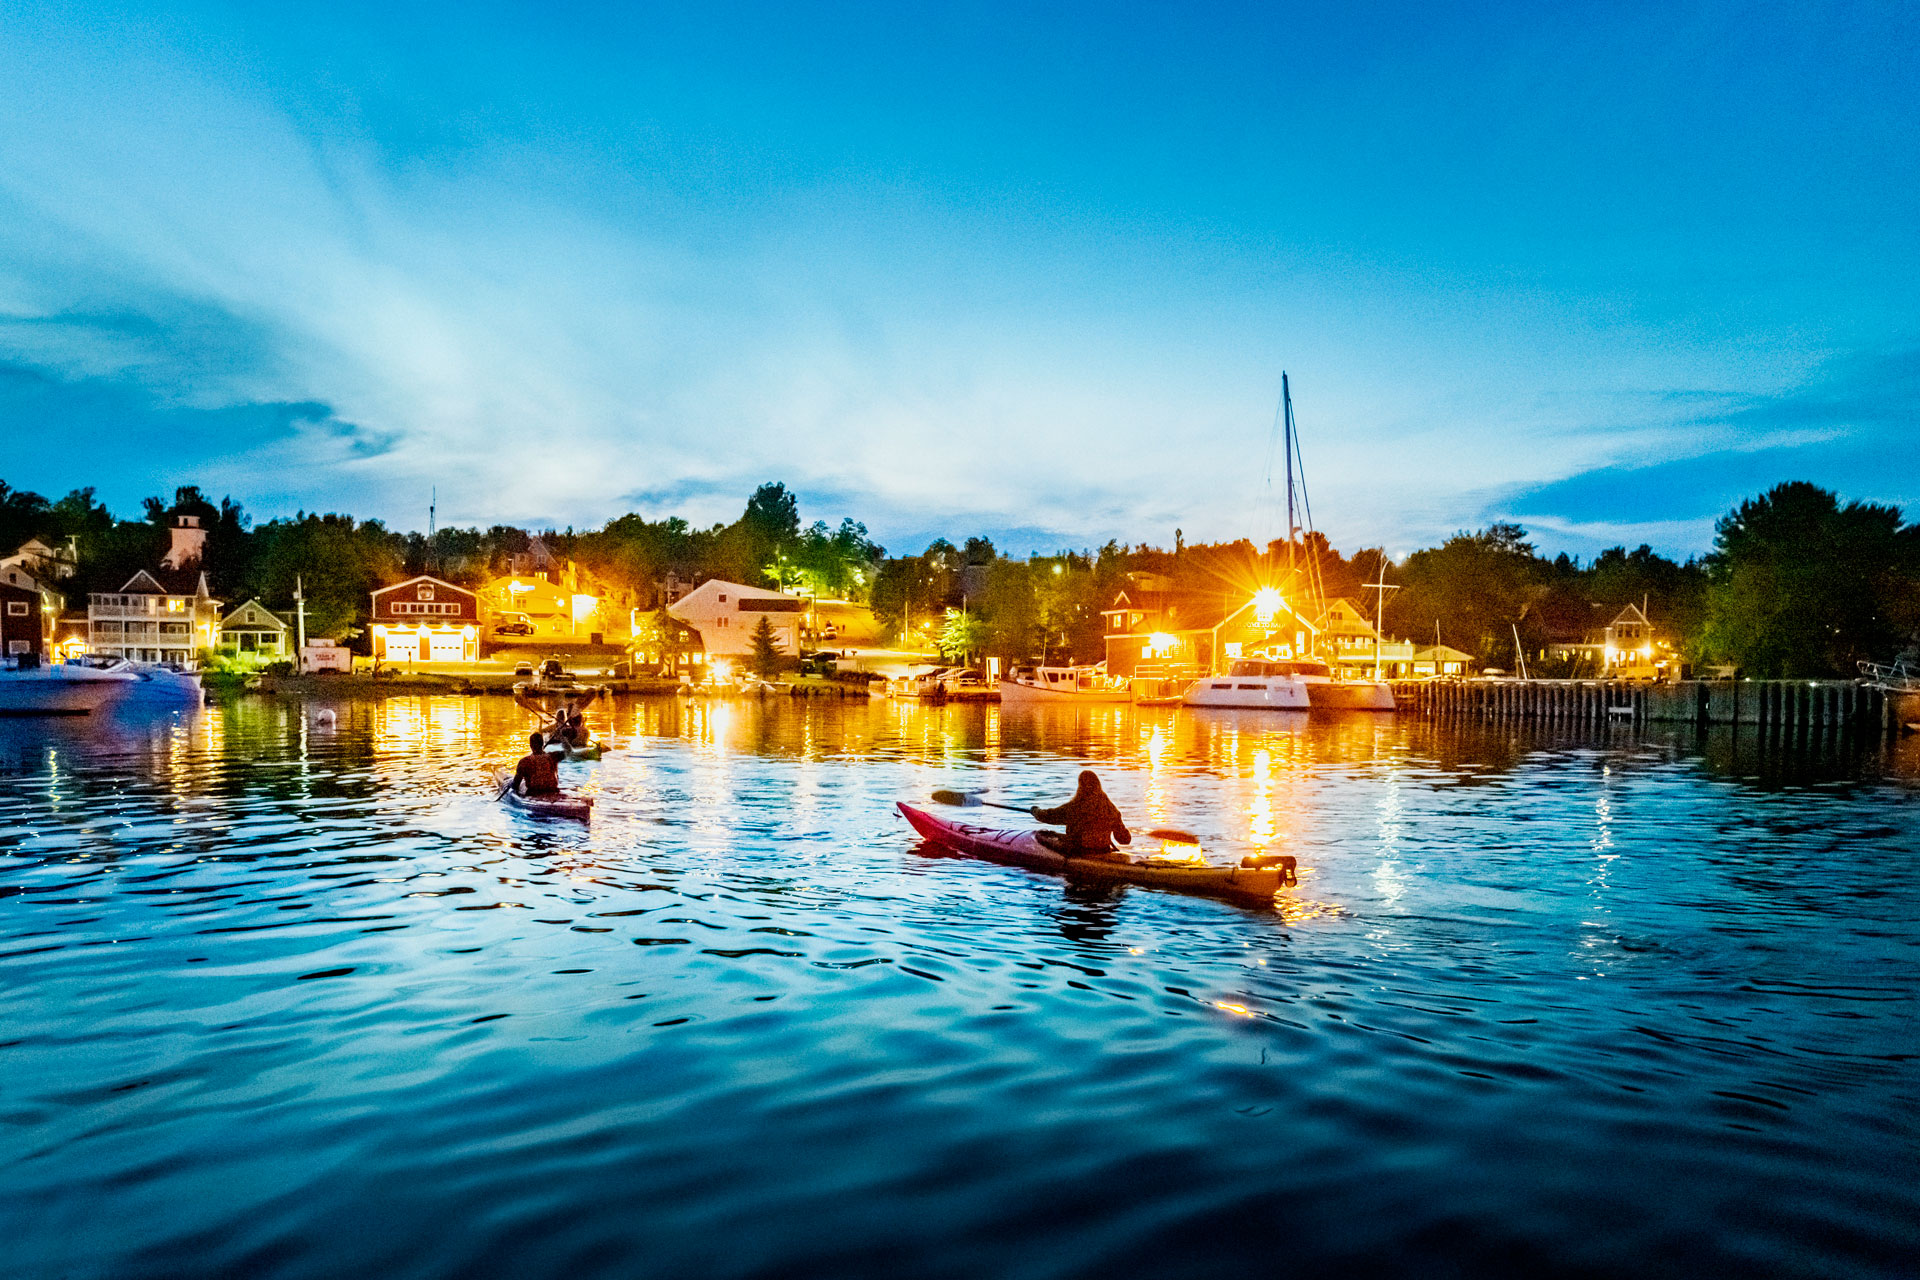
[928,789,1203,846]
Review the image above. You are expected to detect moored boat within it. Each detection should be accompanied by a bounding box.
[1284,658,1395,711]
[1181,659,1311,710]
[0,662,141,715]
[492,768,593,821]
[997,664,1131,703]
[896,802,1290,903]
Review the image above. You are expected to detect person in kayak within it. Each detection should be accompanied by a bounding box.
[1031,770,1132,860]
[510,732,563,796]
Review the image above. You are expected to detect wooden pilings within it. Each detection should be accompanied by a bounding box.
[1389,679,1894,734]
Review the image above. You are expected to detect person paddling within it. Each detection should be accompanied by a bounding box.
[1030,770,1132,861]
[508,732,563,797]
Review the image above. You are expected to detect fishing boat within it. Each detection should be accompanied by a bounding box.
[0,661,141,715]
[997,664,1131,703]
[896,802,1291,903]
[492,768,593,821]
[1181,659,1311,710]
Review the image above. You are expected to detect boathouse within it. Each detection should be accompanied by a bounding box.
[369,575,479,663]
[1101,574,1324,678]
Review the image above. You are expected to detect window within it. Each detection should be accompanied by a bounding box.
[419,585,435,601]
[717,594,727,603]
[5,601,25,616]
[166,599,184,613]
[8,641,26,655]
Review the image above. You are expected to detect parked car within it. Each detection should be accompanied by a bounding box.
[513,660,534,678]
[492,613,535,637]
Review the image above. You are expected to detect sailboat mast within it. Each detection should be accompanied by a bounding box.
[1282,373,1297,583]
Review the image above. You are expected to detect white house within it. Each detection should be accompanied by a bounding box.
[667,579,805,658]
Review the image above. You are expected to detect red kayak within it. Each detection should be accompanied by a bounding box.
[493,769,593,822]
[896,802,1287,903]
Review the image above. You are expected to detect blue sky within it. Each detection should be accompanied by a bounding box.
[2,0,1915,558]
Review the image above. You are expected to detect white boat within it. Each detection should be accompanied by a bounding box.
[64,655,205,705]
[998,664,1132,703]
[0,661,141,715]
[1181,659,1311,709]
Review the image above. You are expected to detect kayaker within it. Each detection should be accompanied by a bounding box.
[510,732,563,796]
[1031,770,1132,860]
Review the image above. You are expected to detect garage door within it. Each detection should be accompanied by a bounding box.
[428,632,466,662]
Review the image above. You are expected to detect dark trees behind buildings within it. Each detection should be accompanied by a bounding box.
[0,475,1912,674]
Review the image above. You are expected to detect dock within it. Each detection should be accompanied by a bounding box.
[1389,678,1914,736]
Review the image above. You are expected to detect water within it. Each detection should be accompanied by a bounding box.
[2,697,1915,1279]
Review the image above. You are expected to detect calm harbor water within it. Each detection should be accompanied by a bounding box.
[2,696,1916,1279]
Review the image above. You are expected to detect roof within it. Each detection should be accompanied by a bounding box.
[1414,644,1475,662]
[1609,602,1651,626]
[117,567,211,597]
[372,574,477,599]
[222,598,289,628]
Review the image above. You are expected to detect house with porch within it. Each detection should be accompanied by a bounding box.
[667,580,805,659]
[1312,596,1417,678]
[89,568,222,665]
[221,598,292,659]
[370,575,480,663]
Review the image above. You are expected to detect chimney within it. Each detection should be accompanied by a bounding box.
[161,513,206,570]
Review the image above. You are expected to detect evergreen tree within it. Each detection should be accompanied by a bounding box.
[749,614,783,678]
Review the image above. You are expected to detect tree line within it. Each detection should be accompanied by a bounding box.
[1,477,1913,676]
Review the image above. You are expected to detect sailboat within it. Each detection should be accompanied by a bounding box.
[1261,374,1395,712]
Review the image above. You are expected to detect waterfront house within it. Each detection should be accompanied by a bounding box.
[1602,603,1672,679]
[88,515,225,666]
[667,579,805,659]
[369,575,480,663]
[221,598,292,659]
[89,568,222,665]
[1312,596,1416,678]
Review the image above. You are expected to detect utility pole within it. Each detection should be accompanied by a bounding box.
[294,574,307,671]
[1363,558,1399,681]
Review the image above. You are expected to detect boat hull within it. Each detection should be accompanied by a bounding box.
[0,668,135,715]
[1181,675,1311,710]
[896,803,1284,903]
[493,769,593,821]
[1304,680,1396,711]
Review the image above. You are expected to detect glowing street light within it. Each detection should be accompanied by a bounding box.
[1252,587,1284,626]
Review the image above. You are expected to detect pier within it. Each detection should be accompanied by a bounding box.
[1390,678,1911,735]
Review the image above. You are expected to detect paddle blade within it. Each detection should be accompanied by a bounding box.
[1145,827,1202,845]
[929,789,985,807]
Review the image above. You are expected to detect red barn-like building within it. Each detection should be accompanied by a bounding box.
[370,575,479,663]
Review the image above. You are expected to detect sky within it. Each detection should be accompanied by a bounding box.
[1,0,1915,560]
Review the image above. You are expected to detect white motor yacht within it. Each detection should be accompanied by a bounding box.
[0,659,141,715]
[997,664,1132,703]
[64,655,206,705]
[1181,659,1312,709]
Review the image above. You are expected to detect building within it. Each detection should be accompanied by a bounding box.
[87,515,224,666]
[370,575,480,663]
[1410,644,1475,677]
[1101,573,1323,677]
[667,579,805,658]
[1602,603,1673,679]
[1313,596,1416,678]
[2,536,77,582]
[1,579,44,664]
[221,598,292,659]
[89,569,222,665]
